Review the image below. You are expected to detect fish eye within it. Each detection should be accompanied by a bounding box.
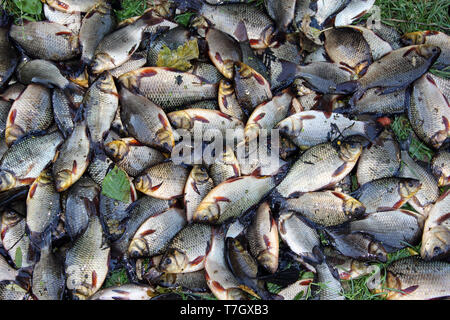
[165,258,172,265]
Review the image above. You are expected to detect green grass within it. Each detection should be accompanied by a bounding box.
[375,0,450,34]
[391,115,435,163]
[114,0,147,22]
[103,268,129,288]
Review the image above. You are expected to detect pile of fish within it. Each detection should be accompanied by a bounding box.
[0,0,449,300]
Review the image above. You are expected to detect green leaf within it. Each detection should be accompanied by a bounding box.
[13,0,42,15]
[15,247,22,268]
[156,39,199,71]
[174,12,195,27]
[101,166,131,203]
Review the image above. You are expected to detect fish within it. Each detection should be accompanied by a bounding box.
[234,62,272,114]
[87,149,114,185]
[420,190,450,261]
[398,150,440,215]
[105,138,165,177]
[0,254,17,282]
[0,281,30,300]
[296,62,353,95]
[264,0,296,31]
[190,62,225,85]
[0,28,18,90]
[52,89,75,138]
[356,130,401,185]
[43,3,81,34]
[147,269,209,292]
[344,209,424,251]
[204,226,248,300]
[380,256,450,300]
[323,247,373,280]
[16,58,74,90]
[277,211,321,268]
[31,244,65,300]
[0,83,25,102]
[5,84,53,146]
[65,215,110,300]
[84,72,119,145]
[345,25,393,61]
[99,171,137,241]
[184,166,214,223]
[431,149,450,187]
[111,196,171,256]
[324,27,373,72]
[205,27,241,79]
[407,74,450,149]
[109,51,147,78]
[354,177,422,213]
[338,45,441,97]
[64,177,100,240]
[79,2,116,65]
[246,202,279,273]
[119,87,176,153]
[343,87,406,115]
[234,22,269,81]
[312,247,345,300]
[52,121,90,192]
[10,21,79,61]
[26,170,61,247]
[134,161,190,200]
[159,223,212,273]
[225,236,274,300]
[335,0,375,26]
[194,169,279,224]
[402,31,450,70]
[119,67,218,112]
[245,90,294,142]
[276,111,381,150]
[218,79,245,122]
[428,73,449,101]
[0,131,64,192]
[1,210,35,268]
[314,0,349,26]
[45,0,107,13]
[174,0,275,49]
[89,284,155,300]
[277,277,313,300]
[282,191,366,227]
[128,207,186,258]
[366,21,402,50]
[275,141,362,198]
[325,229,388,262]
[209,146,241,186]
[168,109,244,136]
[91,11,164,74]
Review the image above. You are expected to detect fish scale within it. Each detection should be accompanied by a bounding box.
[65,215,110,300]
[10,21,79,61]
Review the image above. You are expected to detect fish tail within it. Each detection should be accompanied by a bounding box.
[364,121,383,143]
[335,80,360,95]
[140,9,165,26]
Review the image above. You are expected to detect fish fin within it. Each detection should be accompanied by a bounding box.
[140,10,165,26]
[335,80,360,95]
[234,20,249,43]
